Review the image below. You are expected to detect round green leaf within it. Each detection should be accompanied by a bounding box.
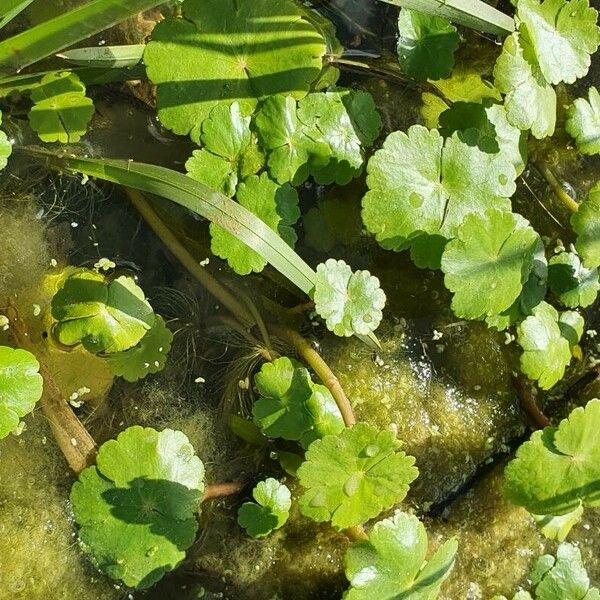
[106,316,173,382]
[209,173,300,275]
[237,478,291,538]
[28,71,94,143]
[572,184,600,269]
[504,398,600,516]
[548,251,600,308]
[144,0,327,139]
[51,270,155,354]
[516,302,575,389]
[297,423,419,529]
[397,8,459,81]
[71,426,204,589]
[441,209,541,320]
[0,109,11,170]
[362,126,516,262]
[566,86,600,155]
[344,511,457,600]
[0,346,43,439]
[313,259,386,337]
[300,384,345,449]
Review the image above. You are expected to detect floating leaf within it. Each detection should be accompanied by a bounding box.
[532,543,599,600]
[255,94,330,185]
[397,8,459,81]
[516,302,577,389]
[0,346,43,439]
[51,269,155,354]
[533,503,584,542]
[442,209,540,320]
[494,33,556,139]
[439,100,527,175]
[144,0,326,139]
[28,71,94,143]
[548,251,600,308]
[252,356,344,443]
[209,173,300,275]
[0,109,11,170]
[185,101,263,196]
[297,423,418,529]
[297,89,382,185]
[572,184,600,269]
[237,478,291,538]
[344,511,457,600]
[363,126,516,266]
[106,316,173,382]
[516,0,600,86]
[566,86,600,155]
[313,259,386,337]
[505,398,600,515]
[71,426,204,588]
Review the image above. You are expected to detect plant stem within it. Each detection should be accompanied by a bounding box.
[203,481,245,501]
[125,187,256,329]
[513,376,550,429]
[6,306,97,473]
[274,326,356,428]
[533,159,579,214]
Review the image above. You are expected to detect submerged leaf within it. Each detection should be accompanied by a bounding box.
[442,209,540,320]
[516,302,577,389]
[566,86,600,155]
[533,503,584,542]
[144,0,326,139]
[71,426,204,588]
[548,251,600,308]
[51,270,155,354]
[106,316,173,382]
[397,8,459,81]
[505,398,600,515]
[210,173,300,275]
[297,423,418,529]
[28,71,94,143]
[572,184,600,269]
[313,259,386,337]
[344,511,457,600]
[362,125,516,264]
[237,478,291,538]
[0,346,43,439]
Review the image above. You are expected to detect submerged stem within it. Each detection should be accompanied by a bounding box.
[533,159,579,214]
[6,305,97,474]
[513,376,550,429]
[274,326,356,428]
[203,481,245,501]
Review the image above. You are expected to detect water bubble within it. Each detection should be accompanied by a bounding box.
[364,444,379,457]
[498,174,508,186]
[409,192,424,208]
[343,472,362,496]
[309,492,327,508]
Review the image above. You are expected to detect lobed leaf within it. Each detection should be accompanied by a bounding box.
[71,426,204,588]
[28,71,94,143]
[0,346,43,439]
[344,510,457,599]
[504,398,600,515]
[0,110,11,170]
[313,259,386,337]
[397,8,459,81]
[548,251,600,308]
[106,316,173,382]
[237,478,291,538]
[572,184,600,269]
[297,423,418,529]
[566,86,600,155]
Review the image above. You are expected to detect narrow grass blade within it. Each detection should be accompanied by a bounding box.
[0,0,163,76]
[379,0,514,36]
[57,44,145,68]
[0,0,35,30]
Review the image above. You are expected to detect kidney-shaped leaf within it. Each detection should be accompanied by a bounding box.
[237,478,291,538]
[572,184,600,270]
[298,423,419,530]
[566,86,600,155]
[344,510,458,600]
[504,399,600,516]
[0,346,43,439]
[71,426,204,589]
[548,251,600,308]
[51,270,155,354]
[144,0,326,139]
